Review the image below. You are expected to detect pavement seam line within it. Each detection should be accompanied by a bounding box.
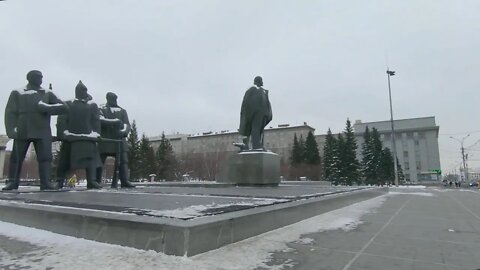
[341,197,410,270]
[314,246,469,269]
[360,250,469,269]
[448,193,480,222]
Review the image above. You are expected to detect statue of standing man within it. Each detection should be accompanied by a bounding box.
[55,81,103,189]
[3,70,67,191]
[238,76,272,150]
[96,92,135,188]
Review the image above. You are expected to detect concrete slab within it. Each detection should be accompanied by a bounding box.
[262,188,480,270]
[219,151,281,185]
[0,183,386,256]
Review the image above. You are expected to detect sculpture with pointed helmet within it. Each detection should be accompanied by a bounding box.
[55,80,102,189]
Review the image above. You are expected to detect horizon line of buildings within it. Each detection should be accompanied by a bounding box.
[148,116,441,183]
[0,116,442,183]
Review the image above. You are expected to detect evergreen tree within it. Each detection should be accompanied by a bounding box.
[290,133,303,165]
[396,158,405,183]
[298,135,305,161]
[361,126,376,185]
[304,131,320,164]
[156,132,177,180]
[379,147,394,185]
[323,129,336,182]
[370,128,384,185]
[138,133,156,179]
[335,133,346,185]
[342,119,360,185]
[127,120,141,180]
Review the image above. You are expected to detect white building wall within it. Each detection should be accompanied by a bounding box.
[353,117,441,183]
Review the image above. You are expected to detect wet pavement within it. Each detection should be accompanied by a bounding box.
[258,188,480,270]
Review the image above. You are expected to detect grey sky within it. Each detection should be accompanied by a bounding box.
[1,0,479,174]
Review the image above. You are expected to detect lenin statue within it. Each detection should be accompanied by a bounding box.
[56,81,102,189]
[96,92,135,188]
[3,70,67,191]
[238,76,272,150]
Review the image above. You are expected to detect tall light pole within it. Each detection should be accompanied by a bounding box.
[387,69,399,187]
[450,134,470,182]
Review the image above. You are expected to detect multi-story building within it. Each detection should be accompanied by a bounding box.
[149,123,315,165]
[1,116,442,183]
[353,116,441,183]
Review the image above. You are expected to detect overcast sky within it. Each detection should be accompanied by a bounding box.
[1,0,479,173]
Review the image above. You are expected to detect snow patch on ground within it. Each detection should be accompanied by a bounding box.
[142,200,285,219]
[0,195,387,270]
[391,185,427,189]
[293,237,315,245]
[388,191,434,197]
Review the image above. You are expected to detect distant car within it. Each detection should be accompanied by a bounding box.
[469,182,478,187]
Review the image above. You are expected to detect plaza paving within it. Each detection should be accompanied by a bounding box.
[259,187,480,270]
[0,186,479,269]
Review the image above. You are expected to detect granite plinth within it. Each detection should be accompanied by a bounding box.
[219,151,280,186]
[0,183,386,256]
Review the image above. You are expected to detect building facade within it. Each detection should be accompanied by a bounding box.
[150,123,315,163]
[353,116,441,183]
[149,124,316,179]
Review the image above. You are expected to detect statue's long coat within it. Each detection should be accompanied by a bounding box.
[98,105,131,155]
[239,86,272,136]
[5,86,65,140]
[57,99,101,169]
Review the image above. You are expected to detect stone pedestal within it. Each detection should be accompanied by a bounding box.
[218,151,281,186]
[0,135,9,179]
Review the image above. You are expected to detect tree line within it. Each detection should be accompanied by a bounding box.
[289,119,404,185]
[127,120,177,181]
[126,118,404,184]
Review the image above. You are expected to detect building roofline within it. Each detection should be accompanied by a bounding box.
[354,116,436,126]
[149,124,315,141]
[354,126,440,135]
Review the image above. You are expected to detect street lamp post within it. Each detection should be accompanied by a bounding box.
[387,69,399,187]
[450,134,470,183]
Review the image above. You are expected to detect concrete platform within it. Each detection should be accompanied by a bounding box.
[0,182,386,256]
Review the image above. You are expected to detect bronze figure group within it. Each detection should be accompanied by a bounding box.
[3,71,272,191]
[3,70,135,191]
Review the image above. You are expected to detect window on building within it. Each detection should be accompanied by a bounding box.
[404,162,410,170]
[416,161,421,170]
[403,151,409,158]
[414,140,419,146]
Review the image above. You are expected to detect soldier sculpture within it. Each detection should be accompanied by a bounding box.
[96,92,135,188]
[3,70,67,191]
[55,81,102,189]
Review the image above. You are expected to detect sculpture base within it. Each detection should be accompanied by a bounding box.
[218,151,281,186]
